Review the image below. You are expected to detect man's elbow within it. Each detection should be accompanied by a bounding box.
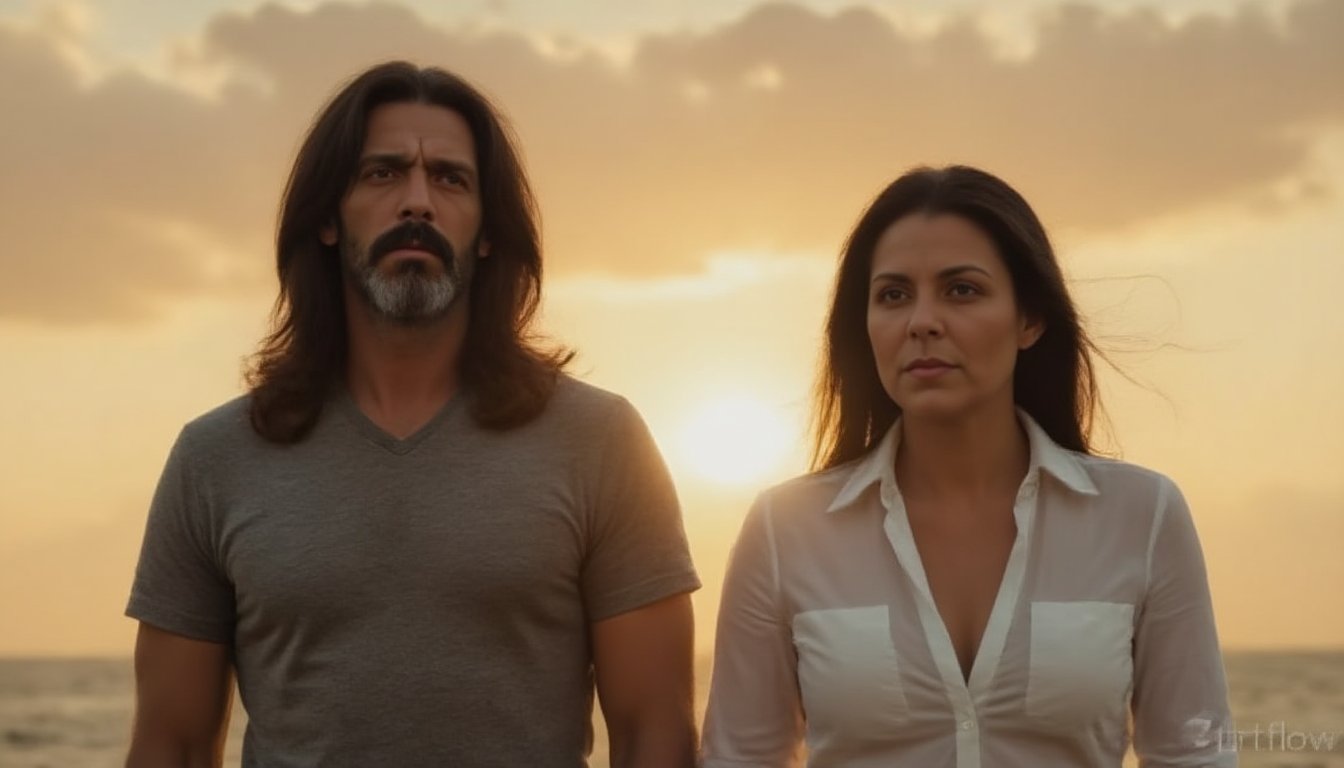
[126,728,224,768]
[608,712,699,768]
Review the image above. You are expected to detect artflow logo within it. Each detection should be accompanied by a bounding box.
[1183,716,1341,753]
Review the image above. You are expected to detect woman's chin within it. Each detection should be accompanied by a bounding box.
[893,393,971,422]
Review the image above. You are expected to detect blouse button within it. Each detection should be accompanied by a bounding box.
[959,719,974,731]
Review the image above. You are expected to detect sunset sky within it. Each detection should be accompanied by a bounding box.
[1,0,1341,656]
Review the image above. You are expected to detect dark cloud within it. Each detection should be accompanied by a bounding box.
[0,0,1339,323]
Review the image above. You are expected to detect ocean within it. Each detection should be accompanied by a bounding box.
[1,651,1340,767]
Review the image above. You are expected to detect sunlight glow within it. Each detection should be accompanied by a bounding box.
[674,395,793,486]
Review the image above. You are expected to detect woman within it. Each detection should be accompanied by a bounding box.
[701,166,1234,767]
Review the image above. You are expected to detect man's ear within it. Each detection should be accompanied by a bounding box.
[319,221,338,247]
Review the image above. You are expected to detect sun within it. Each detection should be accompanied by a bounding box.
[673,395,796,486]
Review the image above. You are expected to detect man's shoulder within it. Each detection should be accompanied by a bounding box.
[544,374,637,422]
[177,394,258,451]
[512,375,657,459]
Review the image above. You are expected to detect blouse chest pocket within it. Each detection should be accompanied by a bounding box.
[1027,601,1135,728]
[792,606,909,742]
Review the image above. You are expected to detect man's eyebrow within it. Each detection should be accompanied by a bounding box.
[358,152,413,168]
[423,158,477,178]
[870,265,994,284]
[357,154,476,178]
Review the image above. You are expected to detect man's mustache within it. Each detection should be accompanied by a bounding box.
[367,221,455,266]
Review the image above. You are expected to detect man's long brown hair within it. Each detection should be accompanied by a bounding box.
[245,61,570,443]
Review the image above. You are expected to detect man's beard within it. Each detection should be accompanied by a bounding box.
[341,220,472,325]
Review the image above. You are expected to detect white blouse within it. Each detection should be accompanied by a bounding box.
[701,412,1235,768]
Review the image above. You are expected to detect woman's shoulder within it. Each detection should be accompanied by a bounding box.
[752,458,874,520]
[1057,452,1195,532]
[1069,451,1182,497]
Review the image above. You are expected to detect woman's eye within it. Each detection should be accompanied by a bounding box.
[877,287,908,303]
[948,282,980,297]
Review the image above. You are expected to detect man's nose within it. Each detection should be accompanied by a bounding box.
[398,168,434,222]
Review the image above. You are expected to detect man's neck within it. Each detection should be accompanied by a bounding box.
[343,296,469,439]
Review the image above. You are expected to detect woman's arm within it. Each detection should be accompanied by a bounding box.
[701,496,805,768]
[1131,477,1237,767]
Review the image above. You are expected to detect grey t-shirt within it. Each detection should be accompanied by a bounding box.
[126,375,700,767]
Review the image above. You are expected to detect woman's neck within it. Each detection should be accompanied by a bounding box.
[894,401,1031,505]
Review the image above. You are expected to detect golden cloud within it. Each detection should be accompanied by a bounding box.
[0,0,1339,323]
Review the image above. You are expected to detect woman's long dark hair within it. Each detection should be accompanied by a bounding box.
[811,165,1102,470]
[246,61,571,443]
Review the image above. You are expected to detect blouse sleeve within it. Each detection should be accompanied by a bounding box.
[1131,476,1237,767]
[701,494,805,767]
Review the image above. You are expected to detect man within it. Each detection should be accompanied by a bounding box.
[125,61,700,767]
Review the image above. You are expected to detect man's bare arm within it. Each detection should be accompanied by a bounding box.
[593,593,698,768]
[125,622,233,768]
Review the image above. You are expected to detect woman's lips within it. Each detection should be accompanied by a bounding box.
[904,360,957,379]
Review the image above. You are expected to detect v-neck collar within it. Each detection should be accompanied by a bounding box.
[881,481,1038,703]
[332,385,468,455]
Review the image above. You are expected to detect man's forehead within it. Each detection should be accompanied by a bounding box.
[361,102,476,160]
